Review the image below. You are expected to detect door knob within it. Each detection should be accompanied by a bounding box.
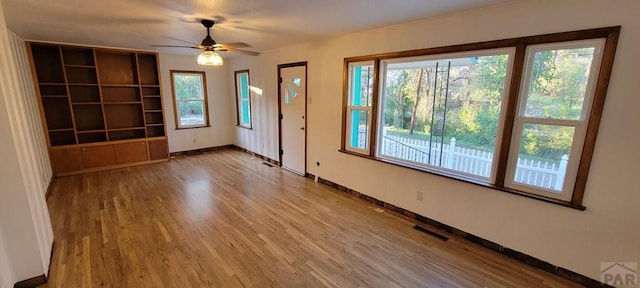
[300,127,305,130]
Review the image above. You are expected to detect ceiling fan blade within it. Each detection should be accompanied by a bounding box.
[152,45,201,49]
[213,42,250,48]
[220,47,261,56]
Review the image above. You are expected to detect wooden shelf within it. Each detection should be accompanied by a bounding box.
[78,132,107,144]
[42,97,73,130]
[49,128,75,132]
[146,126,165,138]
[69,85,100,102]
[138,54,159,86]
[108,127,145,132]
[39,85,67,96]
[96,51,138,85]
[100,84,139,87]
[62,47,95,66]
[64,64,95,68]
[77,130,106,134]
[31,44,65,83]
[73,105,104,131]
[29,42,168,175]
[38,83,66,86]
[68,83,98,86]
[103,102,142,105]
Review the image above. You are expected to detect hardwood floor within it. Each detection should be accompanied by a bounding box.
[42,149,581,287]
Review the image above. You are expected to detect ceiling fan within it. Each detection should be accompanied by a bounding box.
[154,19,259,65]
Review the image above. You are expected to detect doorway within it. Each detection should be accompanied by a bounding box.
[278,62,307,175]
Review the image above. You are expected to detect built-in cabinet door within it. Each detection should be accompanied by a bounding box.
[148,139,169,160]
[115,141,148,164]
[81,145,117,169]
[51,148,82,173]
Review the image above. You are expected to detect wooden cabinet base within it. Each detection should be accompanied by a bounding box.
[51,138,169,176]
[55,158,168,177]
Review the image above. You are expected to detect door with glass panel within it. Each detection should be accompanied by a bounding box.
[278,63,307,175]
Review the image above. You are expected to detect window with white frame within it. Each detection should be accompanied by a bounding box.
[171,71,209,129]
[345,61,374,153]
[377,49,513,181]
[340,27,619,208]
[235,70,252,128]
[505,39,605,201]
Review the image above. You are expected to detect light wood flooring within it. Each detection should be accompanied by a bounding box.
[42,149,581,287]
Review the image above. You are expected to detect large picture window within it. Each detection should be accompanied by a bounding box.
[378,49,513,181]
[340,27,620,209]
[235,70,252,128]
[171,71,209,129]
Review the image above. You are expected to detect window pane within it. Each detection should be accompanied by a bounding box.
[524,46,595,120]
[241,100,250,125]
[514,123,574,192]
[174,74,204,100]
[239,74,249,100]
[379,53,509,179]
[349,109,369,150]
[350,63,374,107]
[178,101,205,126]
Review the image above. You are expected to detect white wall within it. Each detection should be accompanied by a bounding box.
[232,45,311,160]
[0,222,15,288]
[230,0,640,280]
[159,53,234,153]
[0,0,54,283]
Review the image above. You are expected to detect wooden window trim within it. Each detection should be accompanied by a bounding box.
[170,70,210,130]
[234,69,252,129]
[340,26,621,209]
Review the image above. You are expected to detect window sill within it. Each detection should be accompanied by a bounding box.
[175,125,211,130]
[338,149,586,211]
[236,125,253,130]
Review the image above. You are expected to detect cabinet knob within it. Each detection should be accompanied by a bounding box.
[82,148,86,151]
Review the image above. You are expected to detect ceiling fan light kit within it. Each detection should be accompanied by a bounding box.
[197,50,224,66]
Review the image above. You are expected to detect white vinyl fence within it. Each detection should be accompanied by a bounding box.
[379,134,568,190]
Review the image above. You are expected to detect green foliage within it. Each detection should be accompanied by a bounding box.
[526,48,594,120]
[380,48,593,162]
[175,74,205,119]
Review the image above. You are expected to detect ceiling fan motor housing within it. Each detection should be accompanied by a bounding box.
[200,19,217,47]
[201,35,216,47]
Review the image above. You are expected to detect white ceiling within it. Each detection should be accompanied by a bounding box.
[3,0,512,56]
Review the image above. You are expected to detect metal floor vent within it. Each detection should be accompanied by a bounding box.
[262,162,274,167]
[413,225,449,242]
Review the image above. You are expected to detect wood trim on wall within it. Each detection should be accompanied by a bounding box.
[233,69,252,129]
[340,26,621,208]
[495,44,526,187]
[301,170,612,288]
[169,70,211,130]
[571,28,620,206]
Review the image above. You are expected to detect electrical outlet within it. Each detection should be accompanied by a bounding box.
[416,191,423,201]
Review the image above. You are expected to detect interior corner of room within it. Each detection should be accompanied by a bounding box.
[0,0,639,287]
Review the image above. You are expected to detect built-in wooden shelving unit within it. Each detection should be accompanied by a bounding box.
[28,42,169,176]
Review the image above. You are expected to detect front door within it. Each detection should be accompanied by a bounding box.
[278,63,307,175]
